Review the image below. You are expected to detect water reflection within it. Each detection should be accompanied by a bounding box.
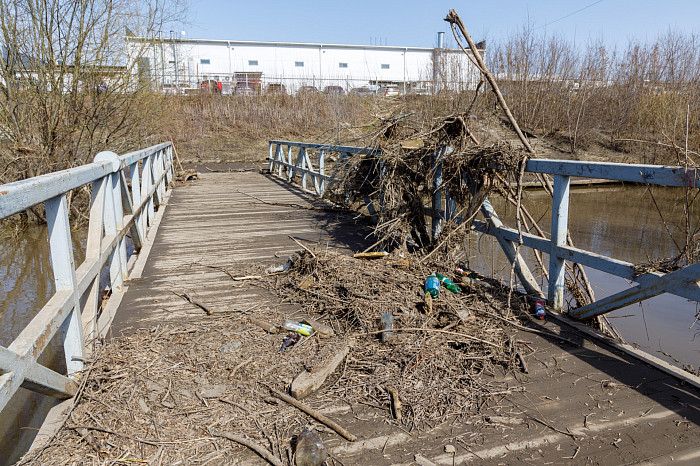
[0,225,86,465]
[467,185,700,371]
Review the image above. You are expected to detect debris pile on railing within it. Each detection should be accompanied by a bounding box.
[334,113,527,255]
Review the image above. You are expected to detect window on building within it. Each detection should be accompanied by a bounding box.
[339,62,348,68]
[295,61,304,67]
[249,60,258,66]
[200,59,210,65]
[381,64,390,69]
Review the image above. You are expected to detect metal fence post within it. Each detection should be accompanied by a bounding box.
[130,162,145,244]
[432,148,443,240]
[142,154,155,225]
[300,147,308,189]
[548,175,571,309]
[319,149,325,196]
[95,151,125,292]
[45,193,84,375]
[286,144,293,181]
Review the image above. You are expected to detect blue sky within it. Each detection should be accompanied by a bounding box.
[184,1,700,48]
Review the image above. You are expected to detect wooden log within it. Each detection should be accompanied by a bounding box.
[176,291,214,315]
[248,317,279,334]
[385,386,402,421]
[291,341,351,399]
[301,317,335,338]
[269,388,357,441]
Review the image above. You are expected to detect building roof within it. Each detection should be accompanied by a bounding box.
[127,37,481,54]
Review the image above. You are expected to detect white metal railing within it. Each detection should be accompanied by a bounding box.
[268,140,378,198]
[0,142,174,412]
[268,139,700,318]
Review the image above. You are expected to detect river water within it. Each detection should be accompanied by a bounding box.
[466,184,700,372]
[0,226,86,465]
[0,184,699,463]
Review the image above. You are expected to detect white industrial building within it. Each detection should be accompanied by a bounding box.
[127,33,483,94]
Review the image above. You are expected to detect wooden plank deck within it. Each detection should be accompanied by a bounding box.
[110,170,369,331]
[109,170,700,465]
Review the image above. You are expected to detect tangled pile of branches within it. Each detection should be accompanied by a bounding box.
[331,111,528,254]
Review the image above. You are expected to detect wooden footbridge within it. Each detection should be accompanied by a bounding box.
[1,141,700,464]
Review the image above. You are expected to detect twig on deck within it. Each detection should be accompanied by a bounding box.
[215,432,283,466]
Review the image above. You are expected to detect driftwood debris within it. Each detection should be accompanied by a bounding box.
[249,317,279,334]
[301,317,335,338]
[269,388,357,442]
[385,386,402,421]
[290,340,352,399]
[175,291,214,315]
[216,432,282,466]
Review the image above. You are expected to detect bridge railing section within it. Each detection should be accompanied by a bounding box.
[0,142,174,412]
[268,139,700,322]
[268,140,378,198]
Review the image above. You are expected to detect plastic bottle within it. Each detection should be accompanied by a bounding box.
[283,320,314,336]
[380,312,394,342]
[533,299,546,320]
[425,274,440,298]
[435,273,462,294]
[295,428,328,466]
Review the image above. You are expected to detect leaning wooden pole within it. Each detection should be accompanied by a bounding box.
[444,9,615,333]
[445,9,534,153]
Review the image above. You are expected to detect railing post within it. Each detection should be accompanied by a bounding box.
[45,193,84,376]
[165,145,173,184]
[275,144,283,177]
[153,149,164,206]
[548,174,571,310]
[268,141,274,173]
[432,148,443,240]
[159,148,168,198]
[130,162,145,245]
[319,149,325,196]
[81,176,107,348]
[95,151,126,292]
[142,154,155,225]
[300,147,308,189]
[286,144,293,181]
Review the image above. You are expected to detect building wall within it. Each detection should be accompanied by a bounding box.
[130,38,480,93]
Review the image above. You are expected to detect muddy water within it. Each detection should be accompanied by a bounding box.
[466,185,700,371]
[0,226,87,465]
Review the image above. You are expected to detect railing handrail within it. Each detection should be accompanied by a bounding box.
[268,139,379,156]
[0,141,174,414]
[526,158,700,187]
[0,142,172,219]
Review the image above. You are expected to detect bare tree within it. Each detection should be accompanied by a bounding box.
[0,0,187,186]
